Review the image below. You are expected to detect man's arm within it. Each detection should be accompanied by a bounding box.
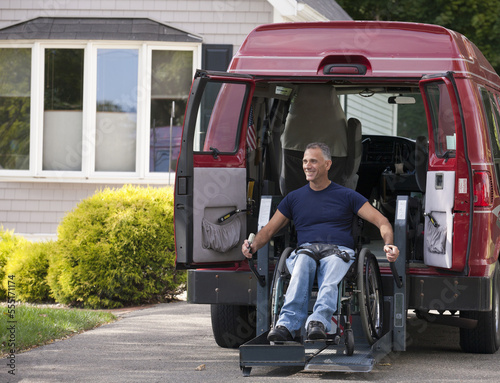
[241,210,290,259]
[357,201,399,262]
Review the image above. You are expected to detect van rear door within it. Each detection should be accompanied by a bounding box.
[175,70,255,269]
[419,73,470,271]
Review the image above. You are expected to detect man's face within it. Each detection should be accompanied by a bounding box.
[302,147,331,183]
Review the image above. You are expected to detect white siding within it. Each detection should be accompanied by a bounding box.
[0,181,168,237]
[345,94,396,136]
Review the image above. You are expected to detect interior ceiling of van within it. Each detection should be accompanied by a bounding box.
[254,82,420,99]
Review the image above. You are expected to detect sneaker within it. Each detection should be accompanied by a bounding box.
[307,321,326,340]
[267,325,293,342]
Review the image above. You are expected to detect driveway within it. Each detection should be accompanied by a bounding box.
[3,301,243,383]
[3,301,500,382]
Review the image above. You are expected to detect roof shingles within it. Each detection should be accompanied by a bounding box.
[0,17,202,42]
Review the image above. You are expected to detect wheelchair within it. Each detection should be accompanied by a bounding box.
[269,238,385,355]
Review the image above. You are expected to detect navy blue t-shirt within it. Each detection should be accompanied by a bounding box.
[277,182,368,249]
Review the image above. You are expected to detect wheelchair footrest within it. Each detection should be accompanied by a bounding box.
[304,333,341,345]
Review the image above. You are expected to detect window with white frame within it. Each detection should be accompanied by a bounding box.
[0,42,198,181]
[43,48,84,171]
[0,48,31,170]
[95,48,139,173]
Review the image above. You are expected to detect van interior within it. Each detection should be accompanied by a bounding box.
[237,81,428,264]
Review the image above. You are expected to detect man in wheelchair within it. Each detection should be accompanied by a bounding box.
[242,142,399,342]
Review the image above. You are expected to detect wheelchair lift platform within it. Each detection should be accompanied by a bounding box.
[239,195,410,376]
[239,317,393,376]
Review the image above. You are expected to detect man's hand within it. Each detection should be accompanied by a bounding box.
[384,245,399,263]
[242,239,253,259]
[242,233,255,259]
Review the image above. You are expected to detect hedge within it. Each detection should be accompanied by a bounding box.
[2,240,55,303]
[47,185,185,308]
[0,228,28,301]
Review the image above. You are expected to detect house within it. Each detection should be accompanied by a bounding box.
[0,1,392,239]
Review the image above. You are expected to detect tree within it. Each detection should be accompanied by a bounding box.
[336,0,500,74]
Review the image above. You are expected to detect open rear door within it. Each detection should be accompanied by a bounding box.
[175,70,255,269]
[419,73,470,271]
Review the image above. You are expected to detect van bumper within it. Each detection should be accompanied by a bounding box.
[187,269,257,306]
[407,274,492,311]
[188,270,492,311]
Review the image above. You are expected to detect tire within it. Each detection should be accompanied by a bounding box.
[270,247,293,327]
[460,263,500,354]
[357,248,384,345]
[211,304,256,348]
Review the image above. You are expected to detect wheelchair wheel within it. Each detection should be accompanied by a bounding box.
[270,247,293,328]
[345,328,354,356]
[357,248,384,345]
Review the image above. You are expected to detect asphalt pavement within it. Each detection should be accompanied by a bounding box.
[3,300,500,382]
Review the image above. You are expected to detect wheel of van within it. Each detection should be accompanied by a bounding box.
[459,263,500,354]
[357,248,384,345]
[211,304,256,348]
[270,247,293,328]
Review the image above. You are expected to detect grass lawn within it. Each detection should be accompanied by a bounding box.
[0,304,116,357]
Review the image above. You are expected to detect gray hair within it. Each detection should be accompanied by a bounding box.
[305,142,331,160]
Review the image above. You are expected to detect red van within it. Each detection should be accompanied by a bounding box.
[175,21,500,361]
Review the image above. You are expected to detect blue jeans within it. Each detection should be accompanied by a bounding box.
[276,244,354,337]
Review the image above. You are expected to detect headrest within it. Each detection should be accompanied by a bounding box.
[281,84,347,157]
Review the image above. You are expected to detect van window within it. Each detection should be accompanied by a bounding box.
[194,82,248,153]
[480,88,500,180]
[422,81,456,158]
[394,94,428,139]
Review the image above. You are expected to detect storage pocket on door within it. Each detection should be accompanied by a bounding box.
[425,212,447,254]
[202,215,241,253]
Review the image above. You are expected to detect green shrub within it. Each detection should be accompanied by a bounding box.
[0,228,28,301]
[48,185,185,308]
[2,240,55,303]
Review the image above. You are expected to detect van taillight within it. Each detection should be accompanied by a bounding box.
[473,171,492,207]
